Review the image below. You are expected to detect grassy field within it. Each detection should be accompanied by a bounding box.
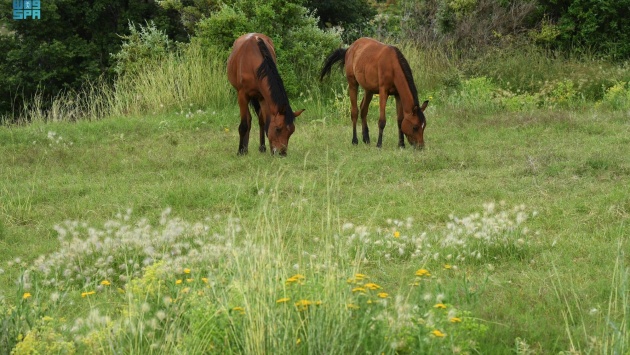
[1,90,629,353]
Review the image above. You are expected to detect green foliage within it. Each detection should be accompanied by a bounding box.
[601,82,630,110]
[0,0,185,118]
[111,21,173,76]
[537,0,630,59]
[304,0,377,42]
[192,0,341,96]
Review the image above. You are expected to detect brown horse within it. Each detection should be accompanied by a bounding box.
[227,33,304,156]
[320,37,428,149]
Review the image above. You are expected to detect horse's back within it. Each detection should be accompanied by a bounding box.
[346,37,396,93]
[227,33,276,92]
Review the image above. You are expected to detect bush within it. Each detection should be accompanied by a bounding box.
[191,0,342,97]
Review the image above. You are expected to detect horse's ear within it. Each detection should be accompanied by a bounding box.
[421,100,429,112]
[294,109,305,118]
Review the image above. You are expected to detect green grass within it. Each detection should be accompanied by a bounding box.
[1,94,629,353]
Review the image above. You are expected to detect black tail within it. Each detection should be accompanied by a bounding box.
[320,48,347,81]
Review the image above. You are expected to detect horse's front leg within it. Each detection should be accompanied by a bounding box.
[237,93,252,155]
[395,96,405,148]
[376,91,389,148]
[252,99,267,153]
[360,92,373,144]
[348,80,360,145]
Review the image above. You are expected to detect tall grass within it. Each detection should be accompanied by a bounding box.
[111,43,232,117]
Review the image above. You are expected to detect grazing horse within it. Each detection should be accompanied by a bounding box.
[227,33,304,156]
[320,37,428,148]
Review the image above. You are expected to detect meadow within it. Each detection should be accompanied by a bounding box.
[0,43,629,354]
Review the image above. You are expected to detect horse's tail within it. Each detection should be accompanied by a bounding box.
[320,48,347,81]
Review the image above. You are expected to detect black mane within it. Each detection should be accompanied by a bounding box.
[256,38,295,125]
[392,47,421,109]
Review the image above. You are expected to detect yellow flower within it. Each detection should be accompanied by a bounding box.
[184,268,191,274]
[434,303,447,309]
[197,291,204,296]
[315,300,323,306]
[232,306,245,314]
[415,269,431,277]
[431,329,446,337]
[100,280,111,286]
[201,277,208,283]
[352,287,366,293]
[181,287,190,294]
[450,317,462,323]
[81,291,96,298]
[175,279,182,285]
[22,292,32,300]
[365,283,382,290]
[286,274,306,284]
[276,297,291,304]
[186,278,193,283]
[224,128,230,132]
[294,300,312,307]
[117,288,125,294]
[429,96,434,100]
[354,273,367,280]
[347,303,360,310]
[394,231,400,238]
[443,264,452,270]
[296,338,302,345]
[377,292,389,298]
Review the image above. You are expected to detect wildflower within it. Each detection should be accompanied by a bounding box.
[22,292,32,300]
[286,274,306,284]
[184,268,191,274]
[224,128,229,132]
[431,329,446,337]
[352,287,366,293]
[315,300,323,306]
[415,269,431,277]
[434,303,447,309]
[394,231,400,238]
[365,282,382,290]
[201,278,208,284]
[377,292,389,298]
[232,306,245,314]
[443,264,452,270]
[100,280,111,286]
[117,288,125,294]
[347,303,360,310]
[186,278,193,283]
[450,317,462,323]
[354,273,367,280]
[175,279,182,285]
[294,300,312,310]
[181,287,190,294]
[276,297,290,304]
[81,291,96,298]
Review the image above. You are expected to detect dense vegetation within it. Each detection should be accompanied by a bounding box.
[1,0,629,353]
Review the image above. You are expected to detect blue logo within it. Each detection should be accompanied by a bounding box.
[14,0,41,20]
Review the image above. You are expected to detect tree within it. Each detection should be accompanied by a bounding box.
[0,0,186,118]
[304,0,377,41]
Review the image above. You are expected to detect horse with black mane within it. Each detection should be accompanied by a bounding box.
[227,33,304,156]
[320,37,428,149]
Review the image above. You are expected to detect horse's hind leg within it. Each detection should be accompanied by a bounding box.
[251,99,266,153]
[348,81,360,145]
[360,92,373,144]
[237,93,252,155]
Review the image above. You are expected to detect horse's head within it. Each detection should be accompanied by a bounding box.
[267,107,304,156]
[401,100,428,149]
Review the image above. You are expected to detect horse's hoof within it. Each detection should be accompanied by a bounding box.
[399,144,406,149]
[259,145,266,153]
[352,138,359,145]
[238,148,248,155]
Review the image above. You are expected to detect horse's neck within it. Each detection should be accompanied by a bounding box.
[393,74,416,113]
